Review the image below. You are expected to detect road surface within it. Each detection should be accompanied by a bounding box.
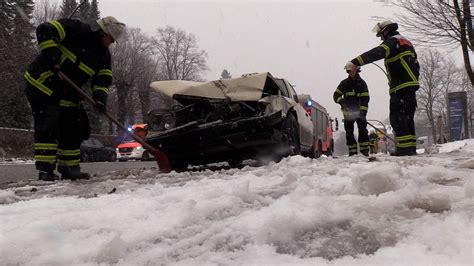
[0,161,159,184]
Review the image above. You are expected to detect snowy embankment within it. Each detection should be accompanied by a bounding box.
[1,140,473,265]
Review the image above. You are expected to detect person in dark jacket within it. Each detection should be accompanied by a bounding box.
[24,16,125,181]
[346,20,420,156]
[334,64,370,156]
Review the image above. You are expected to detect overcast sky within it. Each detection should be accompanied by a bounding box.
[94,0,450,122]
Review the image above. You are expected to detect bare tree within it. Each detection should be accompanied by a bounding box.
[110,27,157,135]
[221,69,232,79]
[32,0,60,25]
[152,26,209,81]
[393,0,474,86]
[416,49,463,142]
[135,54,162,121]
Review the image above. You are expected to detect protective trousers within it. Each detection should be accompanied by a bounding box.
[343,116,369,156]
[389,89,417,155]
[26,86,90,172]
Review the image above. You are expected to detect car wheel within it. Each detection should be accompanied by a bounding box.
[109,153,117,162]
[82,153,89,162]
[171,159,188,172]
[328,139,334,156]
[228,158,243,169]
[309,140,318,159]
[313,141,322,159]
[284,113,301,156]
[141,151,150,161]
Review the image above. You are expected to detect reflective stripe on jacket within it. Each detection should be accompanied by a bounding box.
[333,75,370,112]
[25,18,112,102]
[351,32,420,94]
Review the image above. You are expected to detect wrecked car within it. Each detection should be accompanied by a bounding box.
[145,72,314,170]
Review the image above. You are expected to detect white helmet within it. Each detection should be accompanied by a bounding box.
[344,61,360,72]
[96,16,126,41]
[371,20,398,37]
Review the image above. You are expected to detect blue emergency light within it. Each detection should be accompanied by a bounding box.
[306,100,312,107]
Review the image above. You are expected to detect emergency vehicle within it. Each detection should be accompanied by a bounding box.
[298,94,334,158]
[116,124,154,161]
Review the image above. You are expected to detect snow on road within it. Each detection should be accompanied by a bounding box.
[1,140,473,265]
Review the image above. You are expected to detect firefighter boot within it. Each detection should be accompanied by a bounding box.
[394,147,416,156]
[38,171,59,181]
[58,166,90,180]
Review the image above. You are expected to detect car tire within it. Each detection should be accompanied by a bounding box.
[314,141,322,159]
[327,139,334,156]
[171,160,188,172]
[228,158,243,169]
[109,153,117,162]
[284,113,301,156]
[141,151,150,161]
[82,153,90,162]
[310,140,320,159]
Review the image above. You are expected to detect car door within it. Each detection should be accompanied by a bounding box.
[283,80,314,148]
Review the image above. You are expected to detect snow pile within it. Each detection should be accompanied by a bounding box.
[1,140,473,265]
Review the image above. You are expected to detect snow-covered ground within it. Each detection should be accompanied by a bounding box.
[1,140,473,265]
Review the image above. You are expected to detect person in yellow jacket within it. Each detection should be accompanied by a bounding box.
[346,20,420,156]
[24,16,125,181]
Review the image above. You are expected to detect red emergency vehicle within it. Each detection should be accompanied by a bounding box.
[298,94,334,157]
[116,124,153,161]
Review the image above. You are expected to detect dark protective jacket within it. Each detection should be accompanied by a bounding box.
[350,31,420,95]
[333,75,369,115]
[24,18,111,105]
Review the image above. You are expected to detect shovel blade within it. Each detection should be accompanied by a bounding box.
[151,149,171,173]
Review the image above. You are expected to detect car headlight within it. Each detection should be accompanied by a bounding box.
[163,115,175,130]
[136,146,142,150]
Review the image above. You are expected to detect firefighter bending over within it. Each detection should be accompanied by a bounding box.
[24,16,126,181]
[334,63,370,156]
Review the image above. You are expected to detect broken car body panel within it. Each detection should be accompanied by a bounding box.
[150,72,269,101]
[146,72,314,169]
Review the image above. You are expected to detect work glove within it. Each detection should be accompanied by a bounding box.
[51,64,61,74]
[93,90,107,113]
[42,46,61,69]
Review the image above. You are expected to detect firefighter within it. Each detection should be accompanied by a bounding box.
[333,63,370,156]
[24,16,126,181]
[346,20,420,156]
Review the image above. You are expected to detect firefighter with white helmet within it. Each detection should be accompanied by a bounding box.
[24,16,126,181]
[334,61,370,156]
[96,16,126,42]
[345,20,420,156]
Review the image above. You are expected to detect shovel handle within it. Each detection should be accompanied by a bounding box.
[366,120,396,143]
[58,71,171,171]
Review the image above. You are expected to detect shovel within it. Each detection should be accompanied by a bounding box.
[58,71,171,172]
[366,120,396,143]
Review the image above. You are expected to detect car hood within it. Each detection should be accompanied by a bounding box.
[117,142,142,148]
[149,72,274,102]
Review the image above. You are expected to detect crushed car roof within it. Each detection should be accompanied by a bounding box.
[150,72,274,101]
